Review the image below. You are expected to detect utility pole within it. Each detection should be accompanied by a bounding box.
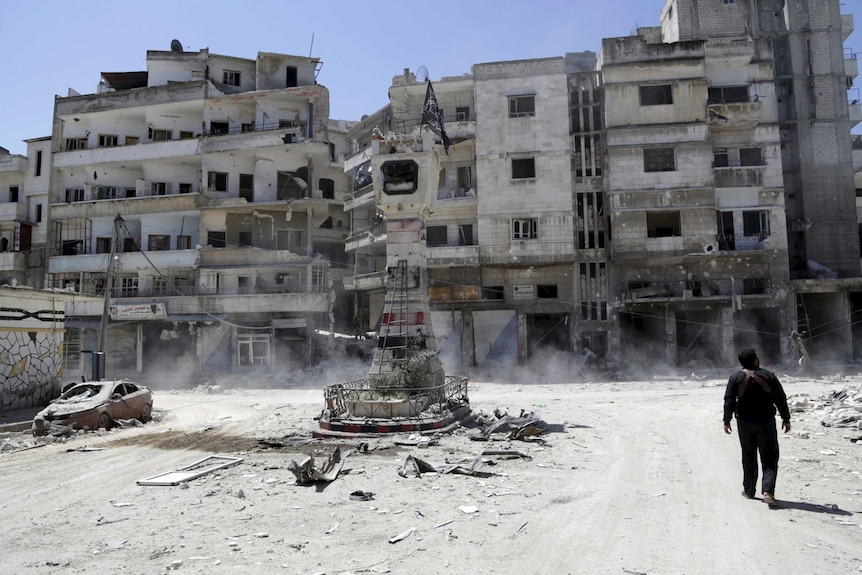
[98,215,123,363]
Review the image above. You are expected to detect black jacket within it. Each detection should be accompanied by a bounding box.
[723,367,791,425]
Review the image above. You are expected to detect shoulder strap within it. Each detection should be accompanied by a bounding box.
[742,369,772,398]
[738,370,751,399]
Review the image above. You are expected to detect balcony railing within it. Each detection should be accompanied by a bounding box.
[626,277,771,301]
[716,233,767,252]
[713,166,764,187]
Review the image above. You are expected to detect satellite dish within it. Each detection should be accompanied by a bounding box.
[171,39,183,52]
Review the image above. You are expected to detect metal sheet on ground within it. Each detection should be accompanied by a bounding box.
[136,455,244,486]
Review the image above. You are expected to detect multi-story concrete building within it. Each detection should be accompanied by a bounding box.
[342,0,859,374]
[0,138,50,287]
[47,46,352,380]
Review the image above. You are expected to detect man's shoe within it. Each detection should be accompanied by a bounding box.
[741,490,755,499]
[762,492,780,508]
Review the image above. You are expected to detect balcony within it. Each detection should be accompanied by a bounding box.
[841,13,854,42]
[0,155,26,174]
[707,101,762,129]
[716,233,768,252]
[0,202,28,222]
[48,249,200,274]
[344,271,385,291]
[53,138,200,168]
[625,277,771,303]
[344,184,375,212]
[198,247,311,268]
[427,244,480,267]
[713,166,764,187]
[850,99,861,127]
[345,230,386,253]
[51,192,201,219]
[846,56,858,81]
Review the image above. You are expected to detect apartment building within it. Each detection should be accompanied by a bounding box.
[342,0,859,373]
[48,46,352,380]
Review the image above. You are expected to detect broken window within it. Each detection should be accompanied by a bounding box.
[647,211,681,238]
[512,158,536,179]
[237,333,270,366]
[319,178,335,199]
[208,172,229,192]
[148,235,170,251]
[456,106,470,121]
[381,160,418,195]
[65,138,87,151]
[286,66,298,88]
[639,84,673,106]
[179,183,192,194]
[509,95,535,118]
[122,238,140,252]
[426,226,448,247]
[96,237,111,254]
[459,224,474,246]
[239,174,254,202]
[537,285,558,299]
[579,263,608,320]
[98,134,119,147]
[207,231,226,248]
[277,168,309,200]
[643,147,676,172]
[739,147,763,166]
[151,182,167,196]
[513,218,538,240]
[482,286,504,300]
[713,149,729,167]
[210,121,229,135]
[223,70,241,86]
[708,85,749,104]
[353,161,372,192]
[743,210,769,238]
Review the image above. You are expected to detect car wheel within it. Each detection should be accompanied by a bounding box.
[139,403,152,423]
[97,412,112,431]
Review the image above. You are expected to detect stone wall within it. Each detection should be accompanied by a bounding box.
[0,329,63,411]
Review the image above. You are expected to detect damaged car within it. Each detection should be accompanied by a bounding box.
[32,380,153,436]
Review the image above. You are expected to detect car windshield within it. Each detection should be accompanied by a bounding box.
[57,384,106,402]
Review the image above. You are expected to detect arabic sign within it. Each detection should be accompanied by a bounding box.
[109,303,167,320]
[512,285,534,300]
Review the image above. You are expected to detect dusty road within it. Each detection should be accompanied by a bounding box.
[0,375,860,574]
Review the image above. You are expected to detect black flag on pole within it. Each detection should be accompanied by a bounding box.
[421,81,450,155]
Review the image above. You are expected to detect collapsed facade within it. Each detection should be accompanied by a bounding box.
[1,0,859,381]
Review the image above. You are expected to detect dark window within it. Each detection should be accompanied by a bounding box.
[512,158,536,179]
[207,231,226,248]
[456,106,470,121]
[96,237,111,254]
[179,183,192,194]
[537,285,558,299]
[9,186,18,203]
[65,188,84,203]
[739,147,763,166]
[122,238,139,252]
[353,161,372,191]
[223,70,241,86]
[647,211,681,238]
[381,160,418,195]
[239,174,254,201]
[177,235,191,250]
[36,204,43,223]
[210,121,229,135]
[150,129,172,141]
[286,66,298,88]
[509,95,535,117]
[208,172,228,192]
[426,226,448,246]
[639,84,673,106]
[713,150,729,167]
[482,286,505,300]
[98,134,118,147]
[644,147,676,172]
[319,178,335,199]
[743,210,769,237]
[458,224,474,245]
[238,231,252,248]
[179,131,195,139]
[241,123,254,133]
[708,85,749,104]
[35,151,43,176]
[148,235,170,251]
[151,182,167,196]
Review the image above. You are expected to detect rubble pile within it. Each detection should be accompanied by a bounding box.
[788,385,862,432]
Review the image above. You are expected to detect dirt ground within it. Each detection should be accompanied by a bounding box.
[0,370,860,575]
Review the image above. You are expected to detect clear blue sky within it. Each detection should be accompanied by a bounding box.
[1,0,860,156]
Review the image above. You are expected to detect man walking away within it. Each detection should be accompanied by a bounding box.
[723,348,791,508]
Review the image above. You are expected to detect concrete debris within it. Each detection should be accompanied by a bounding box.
[393,433,437,447]
[788,387,862,430]
[288,446,350,484]
[398,449,530,478]
[465,409,549,441]
[388,527,416,544]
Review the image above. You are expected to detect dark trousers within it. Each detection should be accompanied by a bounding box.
[737,418,779,495]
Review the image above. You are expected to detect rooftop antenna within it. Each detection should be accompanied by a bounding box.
[308,33,314,58]
[171,39,183,52]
